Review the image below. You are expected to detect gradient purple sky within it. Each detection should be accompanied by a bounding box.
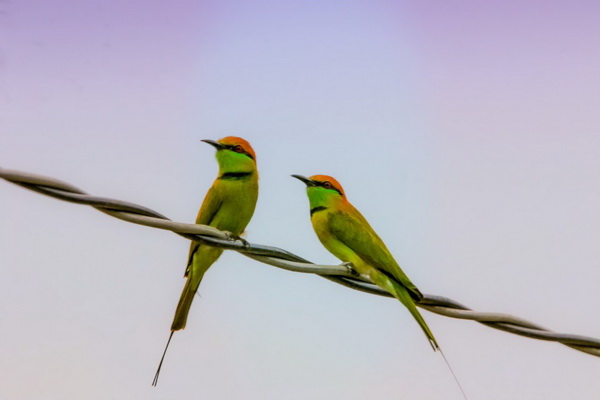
[1,1,600,399]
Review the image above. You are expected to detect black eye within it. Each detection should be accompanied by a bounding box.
[323,181,333,189]
[232,145,244,153]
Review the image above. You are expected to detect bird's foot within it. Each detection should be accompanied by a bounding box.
[225,232,251,249]
[341,262,359,277]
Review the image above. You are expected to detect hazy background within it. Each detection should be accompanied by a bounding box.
[1,1,600,399]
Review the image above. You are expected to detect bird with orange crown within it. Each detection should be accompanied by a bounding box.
[153,137,258,385]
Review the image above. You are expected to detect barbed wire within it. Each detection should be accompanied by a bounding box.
[1,167,599,358]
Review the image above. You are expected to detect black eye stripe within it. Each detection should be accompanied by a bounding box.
[315,181,343,196]
[223,144,254,160]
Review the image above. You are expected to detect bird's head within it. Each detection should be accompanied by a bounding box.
[292,174,346,208]
[202,136,256,172]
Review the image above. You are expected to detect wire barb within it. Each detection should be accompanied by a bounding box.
[2,167,600,358]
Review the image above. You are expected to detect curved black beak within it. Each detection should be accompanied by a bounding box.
[291,174,316,186]
[201,139,226,150]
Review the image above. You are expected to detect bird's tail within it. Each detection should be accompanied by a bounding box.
[152,267,206,386]
[372,272,468,398]
[153,247,222,386]
[171,268,206,331]
[153,274,204,386]
[373,271,439,351]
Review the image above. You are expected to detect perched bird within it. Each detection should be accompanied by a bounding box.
[292,174,467,398]
[153,137,259,386]
[291,174,438,349]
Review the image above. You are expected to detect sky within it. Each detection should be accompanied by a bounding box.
[1,1,600,399]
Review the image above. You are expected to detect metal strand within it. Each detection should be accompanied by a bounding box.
[2,167,599,358]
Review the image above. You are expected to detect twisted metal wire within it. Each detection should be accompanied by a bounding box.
[1,167,599,358]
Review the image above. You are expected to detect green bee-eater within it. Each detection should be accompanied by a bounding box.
[292,174,438,350]
[153,137,259,385]
[293,174,467,398]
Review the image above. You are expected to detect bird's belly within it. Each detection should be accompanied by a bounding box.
[211,194,257,234]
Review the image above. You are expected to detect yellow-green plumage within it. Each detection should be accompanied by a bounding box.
[293,174,438,351]
[294,175,469,399]
[172,158,259,330]
[153,137,258,386]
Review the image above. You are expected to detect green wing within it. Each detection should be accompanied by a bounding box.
[328,206,422,300]
[184,182,223,276]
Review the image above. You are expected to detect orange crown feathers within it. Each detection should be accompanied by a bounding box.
[218,136,256,160]
[309,175,345,197]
